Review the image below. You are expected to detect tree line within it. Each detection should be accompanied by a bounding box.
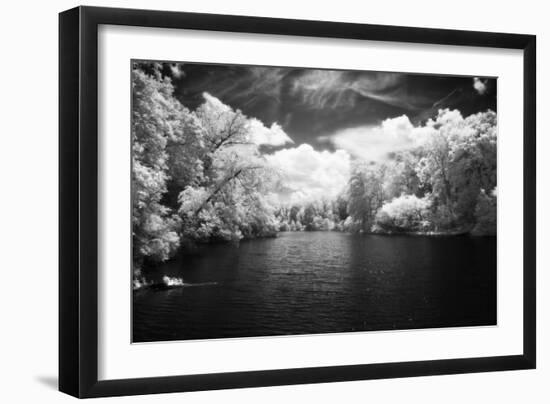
[132,65,279,279]
[132,65,497,280]
[275,108,497,236]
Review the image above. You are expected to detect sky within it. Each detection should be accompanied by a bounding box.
[145,61,497,205]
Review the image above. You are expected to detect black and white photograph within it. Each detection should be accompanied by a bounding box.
[131,60,497,343]
[0,0,544,401]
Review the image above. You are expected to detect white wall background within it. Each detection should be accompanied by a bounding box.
[0,0,546,402]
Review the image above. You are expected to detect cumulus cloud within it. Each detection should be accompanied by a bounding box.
[320,115,424,162]
[473,77,487,95]
[265,144,350,205]
[247,118,294,147]
[319,110,478,163]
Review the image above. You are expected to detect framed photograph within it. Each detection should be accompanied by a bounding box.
[59,6,536,398]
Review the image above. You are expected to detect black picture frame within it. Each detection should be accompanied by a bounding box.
[59,5,536,398]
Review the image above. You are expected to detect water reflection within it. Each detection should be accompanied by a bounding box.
[133,232,496,342]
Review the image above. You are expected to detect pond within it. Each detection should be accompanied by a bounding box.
[133,232,496,342]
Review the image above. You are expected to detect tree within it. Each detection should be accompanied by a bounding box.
[415,116,455,221]
[347,163,386,232]
[447,110,497,223]
[132,68,182,274]
[162,103,205,208]
[472,188,497,235]
[384,151,422,199]
[374,194,430,233]
[414,109,497,229]
[302,203,317,230]
[334,191,349,221]
[177,93,279,243]
[339,109,497,234]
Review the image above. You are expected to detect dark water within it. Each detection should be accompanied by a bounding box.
[133,232,496,342]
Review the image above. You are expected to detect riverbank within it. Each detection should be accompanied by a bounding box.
[370,226,474,237]
[277,227,493,237]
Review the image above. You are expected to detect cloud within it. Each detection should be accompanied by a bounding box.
[169,63,185,79]
[237,67,286,105]
[473,77,487,95]
[247,118,294,147]
[319,109,480,163]
[290,70,424,111]
[188,66,286,115]
[320,115,423,162]
[317,111,444,162]
[265,144,350,205]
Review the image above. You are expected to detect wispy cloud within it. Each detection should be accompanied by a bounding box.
[290,70,426,111]
[204,67,287,109]
[431,88,459,108]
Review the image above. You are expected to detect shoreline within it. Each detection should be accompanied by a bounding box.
[275,229,495,237]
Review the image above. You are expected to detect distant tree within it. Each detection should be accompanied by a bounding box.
[347,163,386,232]
[384,151,422,199]
[304,206,315,229]
[374,194,430,233]
[334,191,349,221]
[415,114,456,221]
